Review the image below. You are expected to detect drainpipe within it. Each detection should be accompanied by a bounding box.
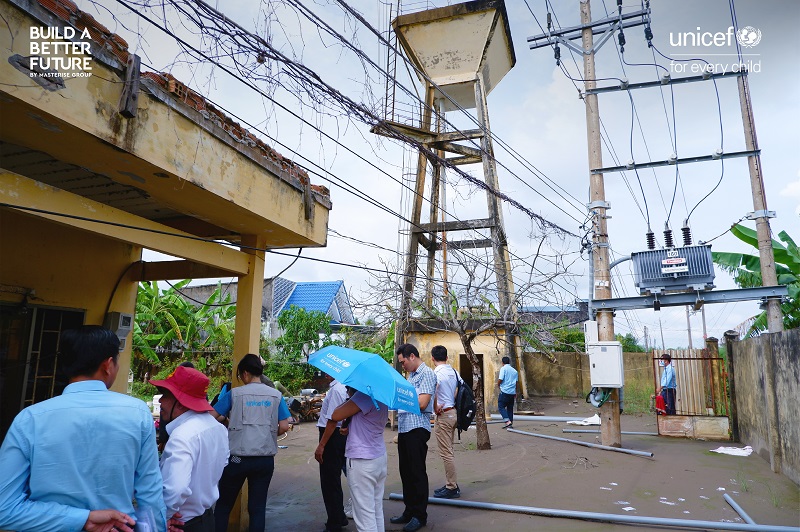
[490,414,582,422]
[387,494,794,532]
[723,494,756,525]
[507,428,653,458]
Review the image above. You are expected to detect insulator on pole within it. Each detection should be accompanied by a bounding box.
[664,223,674,248]
[646,228,655,250]
[682,221,692,247]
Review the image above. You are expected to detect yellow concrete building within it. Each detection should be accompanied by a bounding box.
[404,320,510,415]
[0,0,331,438]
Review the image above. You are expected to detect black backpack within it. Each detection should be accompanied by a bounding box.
[453,368,476,439]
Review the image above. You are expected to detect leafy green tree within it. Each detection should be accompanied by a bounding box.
[522,320,586,354]
[616,333,646,352]
[712,224,799,336]
[263,305,333,393]
[341,321,396,364]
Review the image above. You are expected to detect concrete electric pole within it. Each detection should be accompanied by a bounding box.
[580,0,621,447]
[737,72,783,333]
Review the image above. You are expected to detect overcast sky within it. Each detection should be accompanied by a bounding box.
[76,0,800,348]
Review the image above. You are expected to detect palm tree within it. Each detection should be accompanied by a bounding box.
[712,224,799,337]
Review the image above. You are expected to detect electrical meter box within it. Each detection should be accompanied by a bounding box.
[104,311,133,351]
[587,341,624,388]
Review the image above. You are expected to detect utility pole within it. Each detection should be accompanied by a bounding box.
[738,69,783,474]
[701,305,708,340]
[737,72,783,333]
[685,306,693,349]
[659,317,666,350]
[581,0,621,447]
[643,325,649,352]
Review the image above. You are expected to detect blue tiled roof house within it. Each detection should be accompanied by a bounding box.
[179,277,355,329]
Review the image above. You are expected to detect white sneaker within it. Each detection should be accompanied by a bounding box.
[344,498,353,519]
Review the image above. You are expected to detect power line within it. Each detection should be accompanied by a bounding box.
[107,0,588,299]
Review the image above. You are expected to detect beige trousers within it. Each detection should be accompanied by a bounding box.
[435,409,458,489]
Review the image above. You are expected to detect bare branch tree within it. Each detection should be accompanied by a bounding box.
[360,239,574,450]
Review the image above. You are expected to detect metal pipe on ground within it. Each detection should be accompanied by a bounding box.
[507,428,654,458]
[723,494,757,525]
[490,414,583,422]
[563,429,658,436]
[387,494,796,532]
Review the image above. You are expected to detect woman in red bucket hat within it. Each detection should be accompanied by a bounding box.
[150,366,229,532]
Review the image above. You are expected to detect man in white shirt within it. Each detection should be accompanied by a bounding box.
[316,373,350,532]
[150,366,229,532]
[431,345,460,499]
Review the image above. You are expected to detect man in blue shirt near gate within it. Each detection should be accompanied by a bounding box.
[0,326,166,532]
[497,356,518,429]
[657,353,677,415]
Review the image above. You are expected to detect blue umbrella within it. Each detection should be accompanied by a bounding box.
[308,345,420,414]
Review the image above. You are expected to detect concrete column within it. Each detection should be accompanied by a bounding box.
[230,233,267,530]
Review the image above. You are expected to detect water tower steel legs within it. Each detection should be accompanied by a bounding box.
[474,76,527,398]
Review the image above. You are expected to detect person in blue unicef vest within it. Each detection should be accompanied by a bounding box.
[212,354,291,532]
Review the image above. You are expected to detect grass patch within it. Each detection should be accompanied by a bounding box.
[761,481,781,507]
[621,380,653,415]
[736,471,750,492]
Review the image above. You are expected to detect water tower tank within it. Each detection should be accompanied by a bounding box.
[393,0,516,111]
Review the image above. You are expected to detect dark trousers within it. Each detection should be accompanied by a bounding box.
[215,455,275,532]
[181,508,214,532]
[498,392,516,424]
[398,428,430,524]
[661,388,677,415]
[319,427,348,531]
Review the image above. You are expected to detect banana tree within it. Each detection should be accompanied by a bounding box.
[712,224,799,337]
[132,280,235,377]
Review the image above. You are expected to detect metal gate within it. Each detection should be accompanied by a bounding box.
[652,349,729,417]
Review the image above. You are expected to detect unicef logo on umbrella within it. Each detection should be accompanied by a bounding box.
[736,26,761,48]
[341,360,351,368]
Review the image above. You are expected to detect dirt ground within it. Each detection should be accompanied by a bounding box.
[264,398,799,531]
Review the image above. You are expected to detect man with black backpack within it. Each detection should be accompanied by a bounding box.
[431,345,461,500]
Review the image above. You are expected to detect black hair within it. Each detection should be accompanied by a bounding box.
[502,356,511,365]
[431,345,448,362]
[237,353,263,379]
[59,326,120,379]
[661,353,672,362]
[179,361,195,368]
[396,343,419,358]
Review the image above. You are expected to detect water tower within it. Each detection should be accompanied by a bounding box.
[375,0,524,389]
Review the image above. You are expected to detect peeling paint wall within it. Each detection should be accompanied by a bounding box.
[731,330,800,485]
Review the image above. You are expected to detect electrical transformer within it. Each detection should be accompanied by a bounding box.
[630,244,715,295]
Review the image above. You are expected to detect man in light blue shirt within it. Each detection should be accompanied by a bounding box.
[657,353,677,415]
[391,343,435,532]
[497,356,518,429]
[0,326,166,532]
